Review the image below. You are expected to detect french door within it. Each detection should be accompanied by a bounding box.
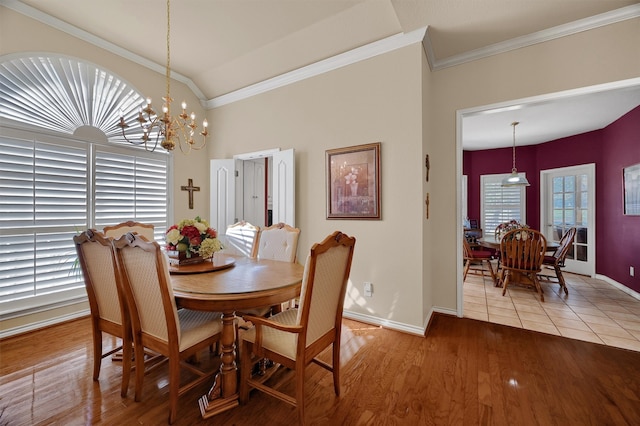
[540,164,595,276]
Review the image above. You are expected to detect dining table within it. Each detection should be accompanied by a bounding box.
[169,254,304,419]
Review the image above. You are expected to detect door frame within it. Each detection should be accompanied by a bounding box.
[211,148,295,238]
[456,78,640,318]
[540,164,596,277]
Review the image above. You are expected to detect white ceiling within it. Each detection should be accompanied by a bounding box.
[4,0,640,149]
[462,83,640,150]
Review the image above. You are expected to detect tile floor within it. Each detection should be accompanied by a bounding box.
[463,265,640,352]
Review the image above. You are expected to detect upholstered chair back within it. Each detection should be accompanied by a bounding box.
[75,230,122,325]
[114,234,179,344]
[257,223,300,262]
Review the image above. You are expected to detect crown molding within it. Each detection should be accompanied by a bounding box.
[206,26,427,109]
[0,0,207,102]
[427,3,640,71]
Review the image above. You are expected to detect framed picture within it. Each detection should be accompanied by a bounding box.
[624,163,640,215]
[326,142,381,219]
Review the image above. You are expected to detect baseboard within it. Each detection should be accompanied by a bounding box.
[595,274,640,301]
[343,310,425,336]
[0,309,90,340]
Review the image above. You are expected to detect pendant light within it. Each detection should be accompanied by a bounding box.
[501,121,530,187]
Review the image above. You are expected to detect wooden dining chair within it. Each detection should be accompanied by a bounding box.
[463,235,497,284]
[74,229,133,397]
[541,227,577,295]
[222,221,260,258]
[239,231,356,424]
[112,233,223,424]
[104,220,155,241]
[499,228,547,301]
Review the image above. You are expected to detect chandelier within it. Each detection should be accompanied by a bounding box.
[117,0,208,153]
[501,121,530,187]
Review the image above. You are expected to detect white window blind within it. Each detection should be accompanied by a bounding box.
[0,136,88,304]
[481,173,527,232]
[94,150,168,242]
[0,131,169,310]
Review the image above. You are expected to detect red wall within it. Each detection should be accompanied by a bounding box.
[600,106,640,291]
[464,106,640,292]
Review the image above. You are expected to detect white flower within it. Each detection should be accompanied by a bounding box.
[199,238,223,258]
[194,221,207,233]
[166,228,182,245]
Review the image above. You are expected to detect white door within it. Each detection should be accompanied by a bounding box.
[272,149,295,227]
[540,164,595,276]
[210,159,236,236]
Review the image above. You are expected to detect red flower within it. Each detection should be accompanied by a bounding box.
[206,228,217,238]
[181,225,200,240]
[189,236,202,246]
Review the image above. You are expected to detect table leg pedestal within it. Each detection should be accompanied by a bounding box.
[199,311,240,419]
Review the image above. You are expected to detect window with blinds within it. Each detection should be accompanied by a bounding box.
[480,173,527,233]
[0,131,169,310]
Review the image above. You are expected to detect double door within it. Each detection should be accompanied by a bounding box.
[210,149,295,236]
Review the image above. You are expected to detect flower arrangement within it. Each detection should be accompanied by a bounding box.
[166,216,223,260]
[495,220,529,240]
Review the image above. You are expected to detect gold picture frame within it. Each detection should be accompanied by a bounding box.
[326,142,381,220]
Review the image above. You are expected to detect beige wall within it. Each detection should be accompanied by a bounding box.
[208,45,427,331]
[2,5,638,335]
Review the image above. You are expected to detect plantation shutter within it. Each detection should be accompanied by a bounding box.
[0,136,88,304]
[94,150,168,242]
[481,174,527,232]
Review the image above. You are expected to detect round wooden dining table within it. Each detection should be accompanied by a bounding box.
[169,254,304,419]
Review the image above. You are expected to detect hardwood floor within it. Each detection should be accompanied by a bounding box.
[2,314,640,425]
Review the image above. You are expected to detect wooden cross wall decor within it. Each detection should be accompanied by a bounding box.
[181,178,200,209]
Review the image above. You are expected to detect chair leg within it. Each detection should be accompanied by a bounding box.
[533,274,545,302]
[133,343,146,402]
[239,341,251,404]
[168,358,180,424]
[485,260,497,284]
[120,339,132,398]
[332,342,340,396]
[92,327,102,381]
[463,260,470,281]
[295,362,305,425]
[502,272,511,296]
[555,266,569,295]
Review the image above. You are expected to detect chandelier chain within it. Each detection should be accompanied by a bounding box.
[511,121,519,172]
[116,0,208,153]
[166,0,171,105]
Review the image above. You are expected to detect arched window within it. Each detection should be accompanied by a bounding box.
[0,54,169,328]
[0,53,151,144]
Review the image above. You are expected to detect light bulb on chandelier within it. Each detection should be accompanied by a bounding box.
[117,0,208,153]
